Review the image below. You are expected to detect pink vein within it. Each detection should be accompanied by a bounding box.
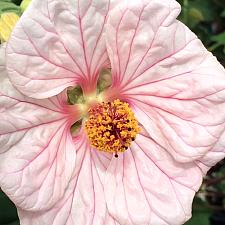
[78,0,90,79]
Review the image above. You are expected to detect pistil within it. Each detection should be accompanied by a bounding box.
[85,99,140,157]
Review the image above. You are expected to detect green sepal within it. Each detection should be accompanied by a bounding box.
[67,86,85,105]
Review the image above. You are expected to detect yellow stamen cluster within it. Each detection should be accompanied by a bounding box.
[85,99,140,156]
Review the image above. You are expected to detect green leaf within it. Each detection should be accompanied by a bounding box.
[187,7,204,28]
[0,189,19,225]
[20,0,31,12]
[221,9,225,17]
[189,8,204,21]
[210,32,225,53]
[179,0,217,29]
[189,0,216,22]
[0,0,21,15]
[12,0,23,5]
[67,86,84,105]
[2,221,20,225]
[185,198,211,225]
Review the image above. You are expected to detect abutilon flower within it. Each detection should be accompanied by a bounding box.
[1,0,225,224]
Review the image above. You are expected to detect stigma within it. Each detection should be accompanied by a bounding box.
[85,99,140,157]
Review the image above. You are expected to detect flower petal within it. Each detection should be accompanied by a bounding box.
[16,136,116,225]
[106,0,225,163]
[0,45,79,211]
[105,0,180,91]
[104,133,203,225]
[196,129,225,174]
[7,0,110,98]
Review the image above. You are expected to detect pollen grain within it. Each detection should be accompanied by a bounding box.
[85,99,140,156]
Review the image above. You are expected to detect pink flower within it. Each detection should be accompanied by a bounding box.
[1,0,225,224]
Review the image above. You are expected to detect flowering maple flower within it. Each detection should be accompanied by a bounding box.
[1,0,225,224]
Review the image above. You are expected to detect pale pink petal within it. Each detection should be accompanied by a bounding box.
[105,0,180,90]
[0,45,80,211]
[106,0,225,163]
[16,135,116,225]
[104,132,203,225]
[196,129,225,174]
[110,0,125,9]
[7,0,110,99]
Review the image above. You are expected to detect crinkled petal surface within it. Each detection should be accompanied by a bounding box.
[0,45,78,211]
[104,131,203,225]
[7,0,110,98]
[106,0,225,163]
[104,0,225,224]
[16,135,115,225]
[1,45,116,225]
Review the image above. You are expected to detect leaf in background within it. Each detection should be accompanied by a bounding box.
[184,198,211,225]
[178,0,217,29]
[3,221,20,225]
[221,9,225,17]
[20,0,31,12]
[187,7,204,28]
[0,189,19,225]
[210,32,225,53]
[0,0,21,15]
[189,0,216,22]
[11,0,22,6]
[213,0,225,8]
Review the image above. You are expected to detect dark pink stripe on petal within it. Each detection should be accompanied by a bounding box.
[16,137,117,225]
[0,45,79,212]
[7,0,111,99]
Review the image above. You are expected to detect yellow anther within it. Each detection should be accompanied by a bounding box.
[85,99,140,156]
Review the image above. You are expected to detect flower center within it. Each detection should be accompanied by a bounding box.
[85,99,140,157]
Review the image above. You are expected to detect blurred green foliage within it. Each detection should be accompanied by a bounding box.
[0,0,21,15]
[0,0,225,225]
[0,189,19,225]
[178,0,225,65]
[185,198,211,225]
